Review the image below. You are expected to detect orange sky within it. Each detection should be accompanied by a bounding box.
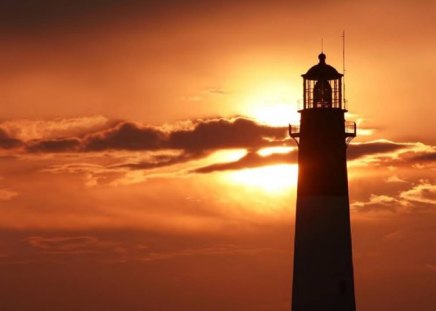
[0,1,435,311]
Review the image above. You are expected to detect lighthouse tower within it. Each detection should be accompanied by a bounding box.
[289,53,356,311]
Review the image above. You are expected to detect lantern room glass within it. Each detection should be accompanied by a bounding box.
[303,77,343,110]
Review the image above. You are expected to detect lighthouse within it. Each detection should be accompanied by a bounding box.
[289,53,357,311]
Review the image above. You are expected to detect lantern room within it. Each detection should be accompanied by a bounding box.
[302,53,344,110]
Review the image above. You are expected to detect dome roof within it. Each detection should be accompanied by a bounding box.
[302,53,343,80]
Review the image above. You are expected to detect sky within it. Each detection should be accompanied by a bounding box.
[0,1,435,310]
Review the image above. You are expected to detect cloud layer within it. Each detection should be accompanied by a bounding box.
[1,117,288,153]
[2,117,434,180]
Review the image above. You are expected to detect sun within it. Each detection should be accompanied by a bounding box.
[240,79,301,127]
[251,104,300,127]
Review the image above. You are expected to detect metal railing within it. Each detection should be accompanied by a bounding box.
[296,99,348,111]
[345,121,356,145]
[289,121,356,145]
[289,124,300,145]
[345,121,356,137]
[289,124,300,137]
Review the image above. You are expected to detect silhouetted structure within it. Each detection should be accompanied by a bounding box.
[289,53,356,311]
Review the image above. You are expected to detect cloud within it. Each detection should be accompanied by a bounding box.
[0,189,18,201]
[399,182,436,206]
[347,140,413,160]
[138,244,285,262]
[166,117,287,152]
[348,140,436,169]
[2,117,434,178]
[193,150,297,173]
[26,137,81,153]
[83,122,166,151]
[28,236,97,250]
[43,163,126,187]
[0,129,22,149]
[386,175,407,183]
[0,116,110,141]
[192,140,435,174]
[116,151,205,170]
[407,151,436,163]
[27,236,116,254]
[18,117,287,154]
[4,118,432,161]
[352,180,436,213]
[352,194,404,213]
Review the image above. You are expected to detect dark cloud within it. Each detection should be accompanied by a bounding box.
[0,129,22,149]
[408,152,436,163]
[2,117,435,174]
[83,122,165,151]
[192,140,434,174]
[114,151,205,170]
[167,117,287,152]
[25,117,287,153]
[193,150,297,173]
[347,141,410,160]
[346,141,436,171]
[26,138,81,153]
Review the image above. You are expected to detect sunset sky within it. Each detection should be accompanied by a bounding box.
[0,1,435,310]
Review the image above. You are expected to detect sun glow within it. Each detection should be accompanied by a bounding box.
[257,146,294,157]
[207,149,247,162]
[225,164,298,193]
[241,80,301,127]
[251,104,300,127]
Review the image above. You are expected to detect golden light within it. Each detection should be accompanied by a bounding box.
[257,146,294,157]
[208,149,248,162]
[188,149,247,171]
[224,164,298,194]
[240,79,301,127]
[251,104,299,127]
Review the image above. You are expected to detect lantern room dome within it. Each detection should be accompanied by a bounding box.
[302,53,343,80]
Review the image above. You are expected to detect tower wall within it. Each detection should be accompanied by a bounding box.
[292,109,356,311]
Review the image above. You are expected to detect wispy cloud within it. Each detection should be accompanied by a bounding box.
[0,116,111,141]
[0,129,22,149]
[386,175,407,183]
[399,182,436,206]
[193,150,297,173]
[137,245,286,262]
[0,188,18,201]
[352,180,436,213]
[27,235,118,255]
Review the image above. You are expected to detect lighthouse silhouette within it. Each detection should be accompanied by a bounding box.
[289,53,357,311]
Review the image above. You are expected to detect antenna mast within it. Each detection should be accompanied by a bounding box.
[342,31,346,109]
